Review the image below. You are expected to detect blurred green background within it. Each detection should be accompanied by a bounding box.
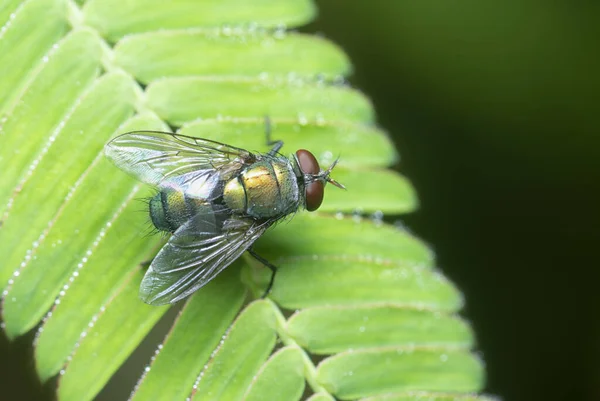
[2,1,599,400]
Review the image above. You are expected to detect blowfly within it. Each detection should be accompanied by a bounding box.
[104,123,344,305]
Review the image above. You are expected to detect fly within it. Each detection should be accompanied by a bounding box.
[104,121,344,305]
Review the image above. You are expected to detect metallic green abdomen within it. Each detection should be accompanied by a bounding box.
[224,158,299,219]
[149,189,206,233]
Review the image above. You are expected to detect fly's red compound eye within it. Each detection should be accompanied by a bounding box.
[304,180,324,211]
[295,149,320,174]
[296,149,324,211]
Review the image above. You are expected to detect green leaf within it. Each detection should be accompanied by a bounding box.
[114,31,350,83]
[192,300,277,401]
[0,0,69,112]
[322,168,417,213]
[287,305,474,354]
[1,72,136,337]
[0,28,103,206]
[0,0,25,27]
[0,1,490,400]
[256,214,434,266]
[307,394,337,401]
[242,346,306,401]
[83,0,316,42]
[316,348,484,399]
[130,266,246,401]
[146,77,373,126]
[56,268,168,401]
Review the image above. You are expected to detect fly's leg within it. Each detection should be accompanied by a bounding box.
[264,116,284,156]
[248,248,278,298]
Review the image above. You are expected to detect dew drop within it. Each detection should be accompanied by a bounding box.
[315,113,325,126]
[371,210,384,225]
[273,24,286,39]
[297,113,308,126]
[333,75,346,85]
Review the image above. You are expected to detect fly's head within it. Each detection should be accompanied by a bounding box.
[294,149,345,212]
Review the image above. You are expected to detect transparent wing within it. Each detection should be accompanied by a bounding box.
[140,204,273,305]
[104,131,254,189]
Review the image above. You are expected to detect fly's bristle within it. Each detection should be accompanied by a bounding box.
[326,157,340,172]
[134,196,152,214]
[135,195,152,205]
[141,224,160,238]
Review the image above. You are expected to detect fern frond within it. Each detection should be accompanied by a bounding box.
[0,1,491,400]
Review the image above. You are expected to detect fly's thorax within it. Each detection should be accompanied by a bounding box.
[223,157,299,219]
[149,188,206,233]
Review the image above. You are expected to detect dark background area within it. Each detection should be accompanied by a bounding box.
[310,1,600,401]
[2,1,599,400]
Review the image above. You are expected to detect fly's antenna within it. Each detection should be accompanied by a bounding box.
[320,157,346,189]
